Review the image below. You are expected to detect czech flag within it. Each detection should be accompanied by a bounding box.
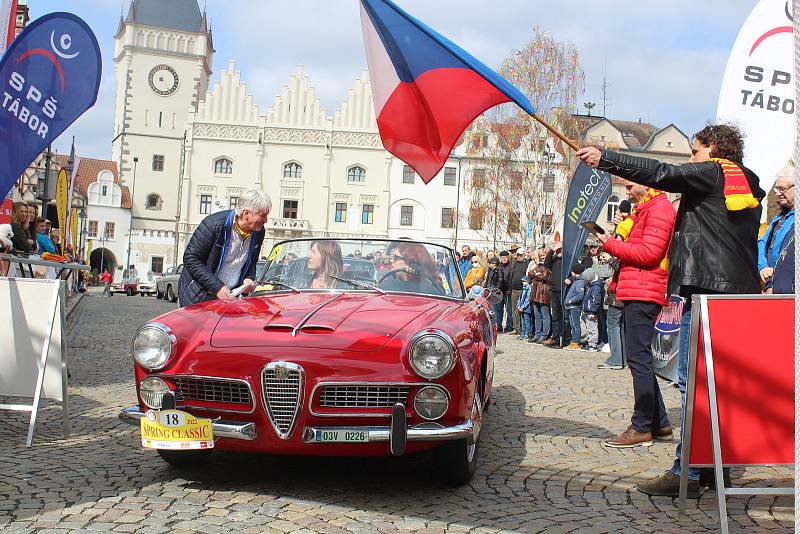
[360,0,535,183]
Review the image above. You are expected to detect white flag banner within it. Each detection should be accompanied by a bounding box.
[717,0,795,192]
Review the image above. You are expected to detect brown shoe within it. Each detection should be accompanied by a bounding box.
[563,342,582,351]
[542,338,556,346]
[636,470,703,498]
[652,425,674,441]
[602,426,653,448]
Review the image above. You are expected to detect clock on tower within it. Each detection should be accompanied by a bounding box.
[148,64,179,96]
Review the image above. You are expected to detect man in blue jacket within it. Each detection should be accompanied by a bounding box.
[179,189,271,307]
[759,165,795,294]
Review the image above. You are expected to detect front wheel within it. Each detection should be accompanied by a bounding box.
[435,437,478,486]
[157,448,212,468]
[126,288,134,296]
[166,285,177,303]
[156,290,164,300]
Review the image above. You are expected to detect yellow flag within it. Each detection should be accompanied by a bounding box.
[70,209,79,250]
[55,168,69,251]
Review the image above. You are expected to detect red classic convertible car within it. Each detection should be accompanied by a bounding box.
[119,238,498,484]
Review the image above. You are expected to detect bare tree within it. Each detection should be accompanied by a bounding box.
[465,27,584,250]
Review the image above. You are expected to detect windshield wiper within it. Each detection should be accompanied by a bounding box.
[330,275,385,295]
[255,279,300,293]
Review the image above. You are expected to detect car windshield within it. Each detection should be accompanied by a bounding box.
[255,239,465,299]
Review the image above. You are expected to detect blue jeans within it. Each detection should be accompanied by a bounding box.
[671,305,699,480]
[568,307,581,344]
[520,310,532,337]
[503,292,514,332]
[533,302,551,338]
[604,305,625,366]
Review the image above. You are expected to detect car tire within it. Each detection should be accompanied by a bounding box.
[167,285,177,303]
[126,288,134,296]
[435,437,478,486]
[156,290,164,300]
[157,449,212,469]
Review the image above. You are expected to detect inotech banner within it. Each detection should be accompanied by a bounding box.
[717,0,794,191]
[561,162,611,299]
[0,12,101,200]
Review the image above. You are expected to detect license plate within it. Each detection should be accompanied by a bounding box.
[314,430,369,443]
[140,409,214,450]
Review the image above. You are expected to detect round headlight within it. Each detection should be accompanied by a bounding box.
[409,332,455,380]
[414,386,449,420]
[140,377,170,409]
[132,323,175,370]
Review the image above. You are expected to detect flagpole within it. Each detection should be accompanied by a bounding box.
[531,113,580,152]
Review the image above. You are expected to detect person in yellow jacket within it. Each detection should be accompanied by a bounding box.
[464,253,487,291]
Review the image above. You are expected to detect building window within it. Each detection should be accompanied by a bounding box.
[443,167,457,186]
[229,196,239,210]
[540,214,554,235]
[151,256,164,274]
[362,204,374,225]
[145,193,161,210]
[152,154,165,172]
[441,208,455,229]
[507,211,520,234]
[104,222,116,241]
[606,194,620,223]
[400,205,413,226]
[347,166,366,183]
[402,165,415,184]
[101,185,108,196]
[199,194,211,214]
[469,206,483,230]
[214,158,232,174]
[667,141,674,148]
[473,169,486,188]
[283,200,298,219]
[335,202,348,223]
[283,162,302,179]
[509,171,523,191]
[87,220,98,238]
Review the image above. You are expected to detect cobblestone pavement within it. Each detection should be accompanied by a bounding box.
[0,293,793,533]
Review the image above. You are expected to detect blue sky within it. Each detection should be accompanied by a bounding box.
[32,0,757,159]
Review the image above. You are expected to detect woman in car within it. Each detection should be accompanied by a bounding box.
[380,241,445,295]
[305,240,344,289]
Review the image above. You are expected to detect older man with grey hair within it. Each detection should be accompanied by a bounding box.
[759,163,796,294]
[179,189,271,306]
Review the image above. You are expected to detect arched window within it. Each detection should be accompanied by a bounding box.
[347,165,366,183]
[214,158,232,175]
[606,194,620,223]
[146,193,162,211]
[283,162,302,179]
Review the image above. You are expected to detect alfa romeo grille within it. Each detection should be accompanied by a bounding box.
[173,377,252,405]
[319,385,410,408]
[261,362,304,439]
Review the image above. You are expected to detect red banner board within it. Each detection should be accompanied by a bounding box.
[0,195,11,224]
[688,297,794,465]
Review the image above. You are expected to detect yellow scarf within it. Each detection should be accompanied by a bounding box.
[614,188,669,271]
[710,158,759,211]
[233,220,251,240]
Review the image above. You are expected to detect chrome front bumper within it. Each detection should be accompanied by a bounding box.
[118,406,257,441]
[302,420,473,443]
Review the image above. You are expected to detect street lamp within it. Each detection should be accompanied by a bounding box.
[125,156,138,276]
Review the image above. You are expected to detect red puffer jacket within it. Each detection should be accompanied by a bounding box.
[602,193,675,305]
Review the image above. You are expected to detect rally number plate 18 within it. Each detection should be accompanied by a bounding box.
[140,409,214,450]
[314,430,369,443]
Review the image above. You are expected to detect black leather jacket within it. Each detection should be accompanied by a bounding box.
[598,150,765,296]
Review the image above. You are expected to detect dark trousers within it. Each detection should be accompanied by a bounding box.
[548,291,568,345]
[623,301,670,432]
[598,306,608,344]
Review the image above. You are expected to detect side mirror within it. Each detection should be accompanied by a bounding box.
[484,287,504,305]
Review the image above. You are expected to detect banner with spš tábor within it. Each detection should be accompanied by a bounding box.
[717,0,794,193]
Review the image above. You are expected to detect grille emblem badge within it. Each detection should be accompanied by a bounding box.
[274,364,289,381]
[261,362,304,439]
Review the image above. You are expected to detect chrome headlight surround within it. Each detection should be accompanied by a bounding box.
[131,322,176,370]
[413,385,450,420]
[408,330,456,380]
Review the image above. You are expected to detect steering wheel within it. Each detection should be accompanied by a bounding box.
[378,267,444,293]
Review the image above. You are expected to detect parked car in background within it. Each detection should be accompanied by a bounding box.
[110,280,139,296]
[119,238,499,485]
[137,281,157,297]
[155,265,182,303]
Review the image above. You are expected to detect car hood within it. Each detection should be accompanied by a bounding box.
[209,292,440,352]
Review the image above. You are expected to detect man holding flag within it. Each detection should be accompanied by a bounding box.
[577,124,765,497]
